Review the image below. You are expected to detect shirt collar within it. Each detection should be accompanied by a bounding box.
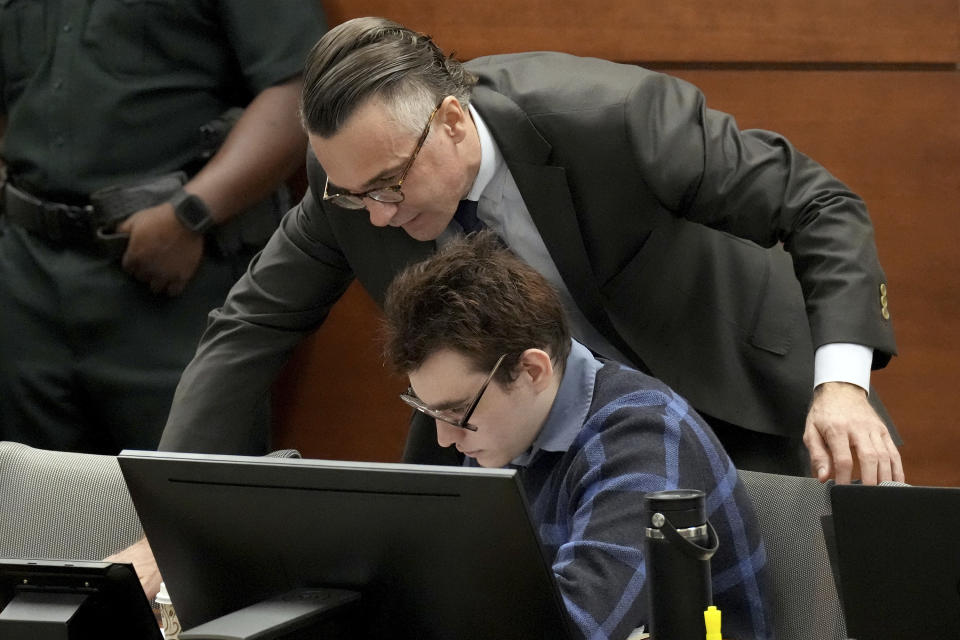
[465,104,500,202]
[511,339,603,467]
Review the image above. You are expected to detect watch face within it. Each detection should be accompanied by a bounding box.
[174,192,213,232]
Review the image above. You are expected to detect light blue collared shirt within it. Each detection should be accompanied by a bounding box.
[511,339,603,467]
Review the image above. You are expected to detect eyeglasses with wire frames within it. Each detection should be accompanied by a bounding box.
[399,354,507,432]
[322,101,443,210]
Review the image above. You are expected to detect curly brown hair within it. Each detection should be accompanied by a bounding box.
[382,231,571,384]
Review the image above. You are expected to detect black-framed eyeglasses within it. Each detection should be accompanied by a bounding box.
[399,354,507,432]
[322,101,443,210]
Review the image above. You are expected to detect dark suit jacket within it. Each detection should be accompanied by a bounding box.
[159,52,896,454]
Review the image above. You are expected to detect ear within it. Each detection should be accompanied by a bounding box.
[518,348,555,393]
[438,95,470,144]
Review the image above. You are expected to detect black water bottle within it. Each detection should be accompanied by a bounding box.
[644,489,719,640]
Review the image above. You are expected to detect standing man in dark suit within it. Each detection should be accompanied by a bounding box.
[159,16,902,486]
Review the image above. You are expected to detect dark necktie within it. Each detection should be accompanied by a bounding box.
[453,199,484,234]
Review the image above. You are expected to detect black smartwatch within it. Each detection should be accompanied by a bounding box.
[170,189,215,233]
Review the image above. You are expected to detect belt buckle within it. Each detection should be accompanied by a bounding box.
[41,201,94,244]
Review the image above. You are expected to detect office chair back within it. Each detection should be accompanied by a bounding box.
[737,469,847,640]
[0,441,144,560]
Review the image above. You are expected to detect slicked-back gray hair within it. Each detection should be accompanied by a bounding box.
[300,17,477,137]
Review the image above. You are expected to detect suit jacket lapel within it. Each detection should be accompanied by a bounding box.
[471,86,644,367]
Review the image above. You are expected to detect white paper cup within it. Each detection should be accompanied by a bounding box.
[155,582,182,639]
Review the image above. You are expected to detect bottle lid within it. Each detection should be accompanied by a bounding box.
[645,489,706,529]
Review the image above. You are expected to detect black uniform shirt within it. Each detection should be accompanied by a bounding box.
[0,0,325,200]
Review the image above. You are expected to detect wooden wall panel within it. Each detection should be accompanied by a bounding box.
[272,2,959,486]
[272,282,410,462]
[322,0,959,64]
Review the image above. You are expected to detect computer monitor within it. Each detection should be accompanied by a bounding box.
[118,450,577,640]
[0,559,163,640]
[830,483,960,638]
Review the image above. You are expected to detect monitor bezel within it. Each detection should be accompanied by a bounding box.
[118,450,576,640]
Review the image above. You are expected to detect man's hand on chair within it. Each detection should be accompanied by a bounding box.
[106,536,163,600]
[803,381,904,485]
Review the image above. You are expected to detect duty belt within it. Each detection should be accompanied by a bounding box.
[1,182,128,257]
[0,176,186,258]
[2,173,279,259]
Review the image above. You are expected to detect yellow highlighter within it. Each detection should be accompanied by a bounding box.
[704,605,722,640]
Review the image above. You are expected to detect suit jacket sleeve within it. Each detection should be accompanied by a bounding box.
[159,167,354,454]
[620,70,895,363]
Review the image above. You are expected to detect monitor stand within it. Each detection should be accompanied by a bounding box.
[0,591,89,639]
[179,587,361,640]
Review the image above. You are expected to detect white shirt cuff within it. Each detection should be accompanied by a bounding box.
[813,343,873,393]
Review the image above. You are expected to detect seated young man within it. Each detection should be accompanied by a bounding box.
[382,231,773,640]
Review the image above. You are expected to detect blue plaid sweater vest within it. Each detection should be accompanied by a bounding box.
[518,361,774,640]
